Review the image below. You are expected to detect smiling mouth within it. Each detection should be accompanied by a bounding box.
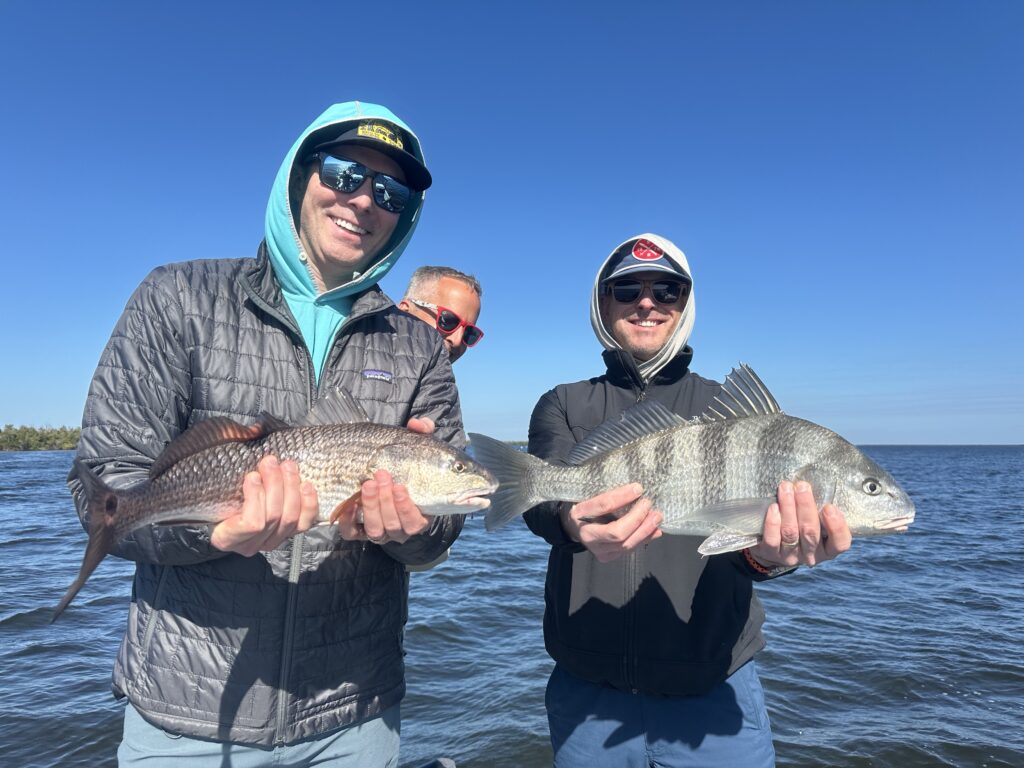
[630,319,664,328]
[332,217,368,236]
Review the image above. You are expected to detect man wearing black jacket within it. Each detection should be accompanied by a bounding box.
[523,233,853,767]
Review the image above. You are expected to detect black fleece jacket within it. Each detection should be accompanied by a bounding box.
[523,348,778,695]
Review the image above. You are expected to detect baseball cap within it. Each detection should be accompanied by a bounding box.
[601,237,690,283]
[309,119,432,191]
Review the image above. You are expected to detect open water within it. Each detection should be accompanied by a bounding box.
[1,446,1022,768]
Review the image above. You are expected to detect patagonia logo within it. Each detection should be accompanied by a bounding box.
[357,121,404,149]
[362,369,393,383]
[632,238,664,261]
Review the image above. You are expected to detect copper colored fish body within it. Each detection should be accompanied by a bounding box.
[55,394,496,620]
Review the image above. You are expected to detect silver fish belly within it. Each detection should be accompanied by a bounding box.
[469,364,915,555]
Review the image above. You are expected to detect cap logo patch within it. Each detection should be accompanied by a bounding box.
[632,239,664,261]
[357,122,404,150]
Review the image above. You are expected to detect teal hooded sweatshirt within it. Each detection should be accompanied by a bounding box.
[264,101,427,381]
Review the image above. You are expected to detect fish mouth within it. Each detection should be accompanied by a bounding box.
[875,515,915,532]
[450,484,499,510]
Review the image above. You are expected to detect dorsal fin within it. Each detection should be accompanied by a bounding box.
[568,400,687,465]
[256,413,291,433]
[150,416,276,479]
[298,389,370,427]
[700,363,782,423]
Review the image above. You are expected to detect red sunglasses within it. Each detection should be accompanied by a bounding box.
[408,299,484,346]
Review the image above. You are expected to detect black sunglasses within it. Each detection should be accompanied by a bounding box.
[408,299,484,347]
[605,278,690,305]
[310,152,412,213]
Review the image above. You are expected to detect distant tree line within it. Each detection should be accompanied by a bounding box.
[0,425,80,451]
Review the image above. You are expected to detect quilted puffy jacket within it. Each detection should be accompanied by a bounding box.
[68,247,465,746]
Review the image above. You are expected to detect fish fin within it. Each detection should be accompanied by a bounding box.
[691,497,775,523]
[698,531,762,556]
[688,497,772,556]
[329,491,362,524]
[150,417,269,480]
[577,511,622,525]
[152,517,221,527]
[699,363,782,423]
[792,465,837,507]
[567,401,688,465]
[299,389,370,427]
[467,433,548,530]
[421,501,490,516]
[53,460,122,621]
[255,413,291,433]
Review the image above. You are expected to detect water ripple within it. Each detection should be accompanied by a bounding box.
[2,447,1023,767]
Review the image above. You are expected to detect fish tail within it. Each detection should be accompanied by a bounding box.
[52,460,122,622]
[468,434,547,531]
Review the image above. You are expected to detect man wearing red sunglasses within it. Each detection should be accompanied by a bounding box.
[523,233,854,767]
[399,266,484,363]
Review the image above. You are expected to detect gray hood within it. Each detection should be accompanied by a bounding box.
[590,232,696,383]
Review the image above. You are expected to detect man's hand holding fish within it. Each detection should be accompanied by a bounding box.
[60,102,477,762]
[746,480,854,569]
[341,416,437,545]
[466,233,915,767]
[210,456,320,557]
[556,477,853,569]
[558,483,662,563]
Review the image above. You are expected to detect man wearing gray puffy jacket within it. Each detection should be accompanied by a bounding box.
[69,101,460,767]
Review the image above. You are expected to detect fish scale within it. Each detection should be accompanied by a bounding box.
[469,364,915,555]
[553,416,826,535]
[117,422,494,530]
[54,401,498,621]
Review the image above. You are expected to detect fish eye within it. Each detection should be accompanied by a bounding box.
[862,478,882,495]
[452,461,465,474]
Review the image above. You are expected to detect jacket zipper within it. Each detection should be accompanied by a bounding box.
[628,377,646,690]
[273,531,306,745]
[321,301,393,375]
[624,550,639,692]
[273,348,317,746]
[252,276,393,744]
[634,372,648,403]
[618,376,643,688]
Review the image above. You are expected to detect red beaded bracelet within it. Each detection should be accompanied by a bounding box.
[742,547,773,575]
[743,548,796,578]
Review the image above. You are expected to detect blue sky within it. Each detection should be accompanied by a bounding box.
[1,1,1020,443]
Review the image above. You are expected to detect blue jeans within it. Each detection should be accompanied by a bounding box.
[117,702,401,767]
[546,662,776,768]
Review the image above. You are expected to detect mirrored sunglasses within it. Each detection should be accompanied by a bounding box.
[312,152,411,213]
[408,299,484,347]
[606,278,690,305]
